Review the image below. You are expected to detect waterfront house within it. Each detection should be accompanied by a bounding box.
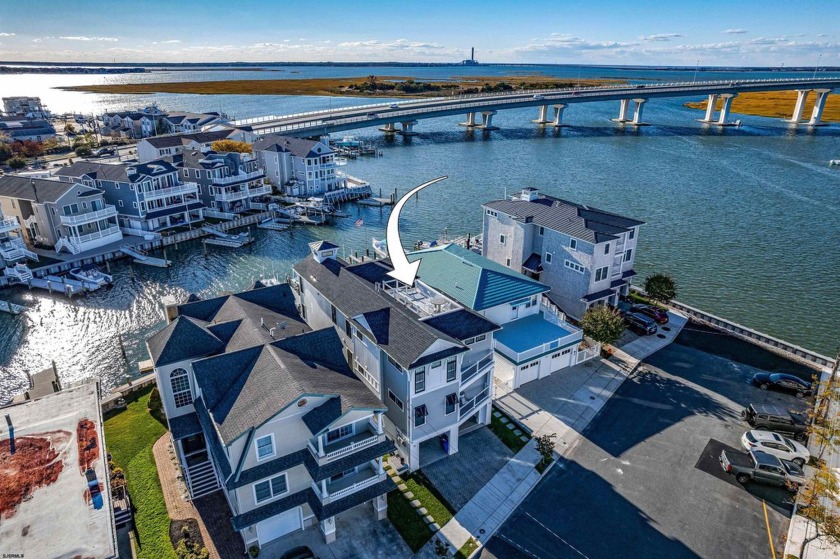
[0,116,56,143]
[56,159,204,236]
[145,283,394,549]
[2,96,50,119]
[482,188,644,320]
[168,149,271,218]
[407,244,594,389]
[253,135,345,197]
[98,107,227,139]
[0,202,39,267]
[0,174,122,255]
[292,241,500,471]
[136,129,246,162]
[161,111,228,134]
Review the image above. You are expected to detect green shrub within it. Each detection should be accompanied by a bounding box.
[644,273,677,303]
[7,157,26,169]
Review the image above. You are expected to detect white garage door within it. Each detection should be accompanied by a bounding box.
[518,361,540,386]
[549,348,573,373]
[257,507,301,545]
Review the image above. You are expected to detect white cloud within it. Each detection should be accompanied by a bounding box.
[337,40,383,48]
[641,33,683,42]
[749,37,790,45]
[59,36,118,42]
[816,33,828,38]
[722,28,748,35]
[32,38,42,43]
[152,39,181,44]
[0,32,15,37]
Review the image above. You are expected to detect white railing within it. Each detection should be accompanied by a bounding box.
[326,471,382,501]
[203,209,237,220]
[215,188,250,202]
[59,205,118,226]
[247,185,272,197]
[142,182,198,201]
[213,169,264,185]
[71,226,122,245]
[460,386,490,418]
[325,433,379,461]
[0,217,21,234]
[461,352,494,384]
[119,227,161,240]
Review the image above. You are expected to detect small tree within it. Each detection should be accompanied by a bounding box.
[65,122,77,135]
[75,145,92,157]
[580,306,625,346]
[535,433,557,470]
[211,139,252,154]
[644,273,677,303]
[798,460,840,556]
[0,142,12,163]
[7,157,26,170]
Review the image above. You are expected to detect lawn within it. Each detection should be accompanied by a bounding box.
[387,471,456,552]
[104,386,175,559]
[488,411,529,453]
[456,537,479,559]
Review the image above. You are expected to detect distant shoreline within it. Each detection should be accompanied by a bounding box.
[684,90,840,122]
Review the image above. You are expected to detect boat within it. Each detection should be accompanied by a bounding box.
[830,159,840,166]
[372,238,388,258]
[69,264,113,288]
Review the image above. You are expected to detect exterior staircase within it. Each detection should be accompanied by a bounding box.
[184,460,220,499]
[55,237,81,255]
[4,263,33,283]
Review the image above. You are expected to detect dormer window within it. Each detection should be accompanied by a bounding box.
[255,434,275,460]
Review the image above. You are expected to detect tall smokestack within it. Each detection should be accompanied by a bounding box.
[471,47,475,62]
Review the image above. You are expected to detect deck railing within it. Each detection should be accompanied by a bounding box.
[461,352,494,384]
[460,386,490,418]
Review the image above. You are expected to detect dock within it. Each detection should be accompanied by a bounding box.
[257,218,290,231]
[0,299,26,314]
[357,197,395,207]
[120,245,171,268]
[27,276,86,297]
[202,226,254,248]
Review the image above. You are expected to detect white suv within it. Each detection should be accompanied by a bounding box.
[741,429,809,466]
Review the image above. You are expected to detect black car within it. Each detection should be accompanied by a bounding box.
[752,372,813,398]
[630,304,669,324]
[278,546,315,559]
[742,403,809,441]
[624,312,657,335]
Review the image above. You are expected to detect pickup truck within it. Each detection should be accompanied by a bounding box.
[719,448,805,489]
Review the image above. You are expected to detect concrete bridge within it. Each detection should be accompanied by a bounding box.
[233,77,840,137]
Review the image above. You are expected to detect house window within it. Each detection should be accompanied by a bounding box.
[445,393,458,415]
[628,228,635,240]
[446,359,456,382]
[564,260,585,274]
[388,390,404,411]
[624,249,633,262]
[255,435,275,460]
[604,243,610,255]
[414,405,428,427]
[327,424,353,443]
[485,209,497,217]
[595,266,609,282]
[331,305,337,324]
[545,252,552,264]
[254,473,288,504]
[538,226,544,236]
[344,320,352,338]
[118,200,124,208]
[506,258,511,267]
[170,368,192,408]
[569,239,577,250]
[499,234,506,245]
[432,360,442,369]
[414,369,426,394]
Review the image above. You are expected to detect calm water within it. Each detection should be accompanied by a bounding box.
[0,65,838,400]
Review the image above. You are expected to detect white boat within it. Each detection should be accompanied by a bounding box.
[69,265,113,288]
[372,238,388,258]
[830,159,840,166]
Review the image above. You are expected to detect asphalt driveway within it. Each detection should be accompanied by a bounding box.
[483,340,810,559]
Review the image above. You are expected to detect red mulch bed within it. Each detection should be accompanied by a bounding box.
[0,431,68,519]
[76,418,100,474]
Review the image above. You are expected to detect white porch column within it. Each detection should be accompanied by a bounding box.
[717,93,737,125]
[809,89,830,126]
[398,120,419,136]
[531,105,550,124]
[631,98,647,125]
[379,122,396,134]
[612,98,630,122]
[320,516,336,544]
[459,112,477,127]
[375,413,384,435]
[552,104,568,127]
[373,494,388,521]
[448,426,459,455]
[318,435,324,456]
[787,89,810,123]
[479,110,498,130]
[320,479,328,498]
[702,94,719,122]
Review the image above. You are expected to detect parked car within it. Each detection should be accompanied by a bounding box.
[278,546,315,559]
[366,112,378,119]
[624,312,658,335]
[740,429,810,466]
[533,94,545,100]
[389,104,400,109]
[751,372,813,398]
[719,448,805,489]
[631,304,669,324]
[742,403,809,442]
[93,147,116,157]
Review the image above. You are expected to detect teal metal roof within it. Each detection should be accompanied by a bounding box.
[408,244,548,311]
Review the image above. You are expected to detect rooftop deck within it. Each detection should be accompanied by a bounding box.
[495,312,582,364]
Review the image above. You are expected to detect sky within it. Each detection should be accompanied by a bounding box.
[0,0,838,66]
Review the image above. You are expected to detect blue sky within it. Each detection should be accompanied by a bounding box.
[0,0,837,65]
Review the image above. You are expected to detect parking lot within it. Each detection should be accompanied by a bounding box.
[484,333,813,559]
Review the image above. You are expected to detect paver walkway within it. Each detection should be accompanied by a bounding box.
[153,434,242,559]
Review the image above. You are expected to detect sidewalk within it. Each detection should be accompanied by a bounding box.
[418,310,687,557]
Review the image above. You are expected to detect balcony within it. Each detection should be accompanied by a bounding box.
[312,461,387,504]
[460,385,490,418]
[59,205,118,226]
[212,169,265,185]
[247,185,272,198]
[461,351,494,385]
[307,421,384,465]
[142,182,198,202]
[215,188,250,202]
[0,217,21,235]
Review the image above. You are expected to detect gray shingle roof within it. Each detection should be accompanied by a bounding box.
[146,315,225,366]
[0,175,96,203]
[253,134,332,158]
[484,193,644,243]
[422,309,501,341]
[141,130,234,148]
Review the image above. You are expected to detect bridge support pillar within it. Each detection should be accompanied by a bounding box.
[459,112,478,127]
[717,93,738,125]
[478,111,499,130]
[531,105,550,124]
[611,98,631,123]
[552,104,568,127]
[631,98,648,126]
[697,94,719,123]
[786,89,811,124]
[808,89,830,126]
[398,120,419,136]
[379,122,397,134]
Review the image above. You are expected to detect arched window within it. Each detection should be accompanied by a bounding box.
[170,368,193,408]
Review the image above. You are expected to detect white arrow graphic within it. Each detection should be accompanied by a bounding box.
[386,176,448,286]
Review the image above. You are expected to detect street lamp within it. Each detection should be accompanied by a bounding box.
[813,53,822,79]
[693,60,699,83]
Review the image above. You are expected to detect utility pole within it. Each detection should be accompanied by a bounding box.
[693,60,699,84]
